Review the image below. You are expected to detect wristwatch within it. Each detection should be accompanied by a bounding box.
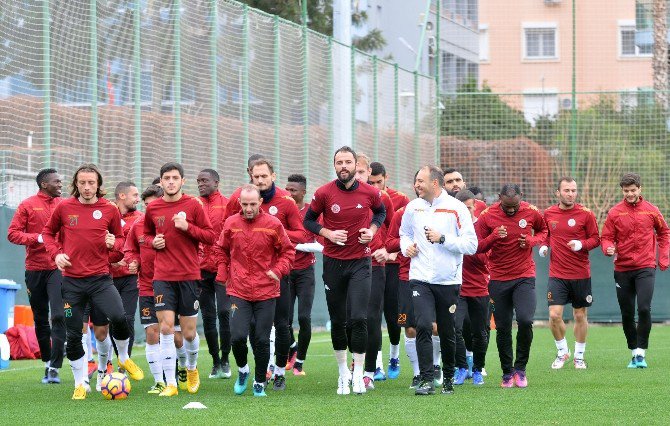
[439,235,445,244]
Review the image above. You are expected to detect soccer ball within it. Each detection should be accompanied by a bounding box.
[100,372,131,400]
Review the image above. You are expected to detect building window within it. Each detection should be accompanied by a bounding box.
[523,92,559,125]
[523,25,558,60]
[441,52,478,93]
[620,26,652,57]
[479,25,489,62]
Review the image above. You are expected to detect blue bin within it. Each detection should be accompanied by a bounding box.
[0,279,21,333]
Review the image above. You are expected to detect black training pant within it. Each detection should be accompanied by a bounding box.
[455,295,489,371]
[25,269,65,368]
[199,270,231,365]
[383,262,401,347]
[323,256,371,354]
[110,275,138,357]
[229,296,276,384]
[411,280,460,382]
[288,265,315,361]
[61,275,129,361]
[273,276,291,368]
[489,277,536,375]
[614,268,655,350]
[365,266,385,372]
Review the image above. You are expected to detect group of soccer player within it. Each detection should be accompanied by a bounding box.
[8,146,668,399]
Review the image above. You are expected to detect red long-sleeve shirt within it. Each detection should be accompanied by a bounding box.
[144,194,216,281]
[475,201,547,281]
[42,197,124,278]
[370,191,395,267]
[543,203,600,279]
[7,191,61,271]
[123,216,155,297]
[601,197,670,272]
[215,211,295,302]
[293,203,318,271]
[111,210,142,278]
[385,206,410,281]
[386,187,410,211]
[199,190,229,273]
[474,199,487,218]
[461,251,489,297]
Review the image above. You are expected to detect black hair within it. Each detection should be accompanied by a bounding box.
[370,162,386,177]
[114,181,137,200]
[469,185,482,196]
[141,184,164,201]
[499,183,522,197]
[455,190,475,202]
[620,173,641,188]
[333,146,357,163]
[443,167,458,175]
[287,174,307,188]
[36,168,58,187]
[199,168,220,182]
[160,162,184,178]
[151,177,161,185]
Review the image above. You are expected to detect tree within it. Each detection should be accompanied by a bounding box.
[652,0,668,108]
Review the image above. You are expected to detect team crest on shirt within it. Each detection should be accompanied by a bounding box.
[568,218,576,227]
[269,206,278,215]
[331,204,341,213]
[177,211,187,219]
[518,219,527,229]
[67,215,79,226]
[93,210,102,220]
[550,221,557,230]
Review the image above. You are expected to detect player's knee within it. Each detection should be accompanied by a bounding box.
[516,317,534,329]
[549,309,563,322]
[573,309,587,323]
[638,306,651,318]
[405,327,417,338]
[298,316,311,328]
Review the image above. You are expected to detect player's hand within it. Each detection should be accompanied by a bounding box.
[128,260,139,274]
[266,270,280,282]
[496,225,507,238]
[372,248,389,263]
[327,229,348,245]
[538,245,548,257]
[567,240,583,252]
[105,232,115,249]
[406,243,419,258]
[605,246,616,256]
[358,228,374,244]
[173,214,189,231]
[518,233,527,249]
[659,263,668,271]
[55,253,71,271]
[112,259,127,268]
[388,252,398,262]
[424,227,442,244]
[153,234,166,250]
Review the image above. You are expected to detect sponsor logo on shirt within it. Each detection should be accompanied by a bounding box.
[412,291,420,297]
[568,218,576,227]
[356,204,363,209]
[324,285,331,291]
[93,209,102,220]
[331,204,341,213]
[269,206,278,215]
[518,219,527,229]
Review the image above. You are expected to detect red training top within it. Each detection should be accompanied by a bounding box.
[199,190,229,273]
[293,203,318,270]
[385,206,410,281]
[475,201,547,281]
[309,180,384,260]
[543,203,600,279]
[601,196,670,272]
[123,215,155,297]
[144,194,216,281]
[7,191,62,271]
[461,251,489,297]
[386,187,410,211]
[43,197,124,278]
[215,210,295,302]
[370,190,395,267]
[474,199,487,218]
[111,209,142,278]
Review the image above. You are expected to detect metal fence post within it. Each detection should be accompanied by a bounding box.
[43,0,51,168]
[134,0,142,184]
[210,0,218,170]
[91,0,99,164]
[174,0,182,162]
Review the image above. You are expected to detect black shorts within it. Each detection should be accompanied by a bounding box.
[139,296,158,327]
[547,277,592,308]
[153,280,200,317]
[397,279,416,328]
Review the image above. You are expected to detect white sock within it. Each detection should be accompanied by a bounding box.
[45,360,50,369]
[239,364,250,374]
[96,335,112,371]
[295,358,304,365]
[405,337,420,376]
[555,338,569,356]
[432,335,441,366]
[352,352,365,379]
[70,355,86,386]
[114,338,130,364]
[290,341,297,349]
[335,350,348,377]
[146,343,163,384]
[268,326,276,369]
[184,334,200,370]
[389,344,400,360]
[376,350,383,370]
[574,342,586,360]
[81,333,89,362]
[636,348,646,357]
[86,329,94,360]
[364,370,374,379]
[176,344,187,368]
[160,333,177,386]
[275,366,286,377]
[465,350,474,358]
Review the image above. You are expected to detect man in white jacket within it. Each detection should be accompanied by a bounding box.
[400,165,477,396]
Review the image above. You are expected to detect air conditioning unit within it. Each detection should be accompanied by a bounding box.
[544,0,561,5]
[560,98,576,110]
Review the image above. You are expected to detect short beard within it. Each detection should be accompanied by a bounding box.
[337,172,354,185]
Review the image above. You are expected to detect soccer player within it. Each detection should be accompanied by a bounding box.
[109,181,142,358]
[144,162,217,396]
[354,154,394,389]
[400,165,477,396]
[369,161,406,380]
[453,190,490,386]
[475,184,547,388]
[285,174,320,376]
[601,173,670,368]
[7,168,65,384]
[443,168,487,217]
[124,184,164,393]
[539,177,600,369]
[196,168,232,380]
[469,186,485,203]
[303,146,386,395]
[42,164,144,400]
[216,184,295,397]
